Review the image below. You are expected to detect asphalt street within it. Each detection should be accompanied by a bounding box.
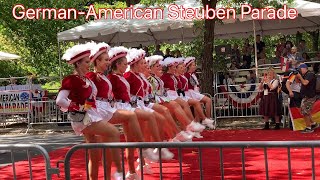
[0,134,83,167]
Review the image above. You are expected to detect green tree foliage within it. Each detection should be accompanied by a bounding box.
[0,1,90,77]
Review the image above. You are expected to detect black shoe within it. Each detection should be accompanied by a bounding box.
[274,123,280,130]
[301,128,314,133]
[311,123,319,130]
[262,122,270,130]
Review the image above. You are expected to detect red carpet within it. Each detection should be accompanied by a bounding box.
[1,129,320,180]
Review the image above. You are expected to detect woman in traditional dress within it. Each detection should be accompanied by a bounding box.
[259,67,281,130]
[86,42,158,179]
[56,44,123,180]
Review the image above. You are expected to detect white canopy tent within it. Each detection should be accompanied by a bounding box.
[57,0,320,79]
[57,0,320,46]
[0,51,21,60]
[57,0,201,46]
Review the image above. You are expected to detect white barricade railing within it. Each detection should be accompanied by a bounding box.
[29,100,69,125]
[0,99,69,129]
[213,90,289,128]
[213,91,262,120]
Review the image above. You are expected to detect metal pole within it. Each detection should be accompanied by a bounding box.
[253,20,258,79]
[57,39,62,82]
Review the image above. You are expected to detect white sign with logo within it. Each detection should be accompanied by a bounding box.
[0,90,31,114]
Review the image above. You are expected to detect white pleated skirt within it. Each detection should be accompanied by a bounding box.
[185,90,205,101]
[96,100,116,121]
[114,102,136,112]
[155,96,171,104]
[166,90,179,101]
[71,107,103,136]
[137,100,154,112]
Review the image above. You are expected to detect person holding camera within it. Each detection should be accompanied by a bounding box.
[295,63,319,133]
[259,67,282,130]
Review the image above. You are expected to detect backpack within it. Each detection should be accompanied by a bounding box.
[279,71,293,95]
[281,78,289,94]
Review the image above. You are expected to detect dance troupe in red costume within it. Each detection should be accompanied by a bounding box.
[56,42,215,180]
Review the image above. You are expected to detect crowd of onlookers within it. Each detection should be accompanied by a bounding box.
[221,35,320,85]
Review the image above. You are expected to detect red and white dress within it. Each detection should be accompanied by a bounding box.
[86,72,116,121]
[139,73,155,108]
[108,73,136,111]
[161,72,181,101]
[58,75,102,135]
[148,74,171,103]
[124,71,154,112]
[177,75,191,101]
[184,72,204,101]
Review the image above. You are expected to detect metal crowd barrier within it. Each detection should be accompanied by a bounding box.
[64,141,320,180]
[213,90,262,119]
[213,90,289,128]
[0,144,59,180]
[28,100,69,126]
[0,99,69,130]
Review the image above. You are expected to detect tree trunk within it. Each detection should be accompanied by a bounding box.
[126,0,141,6]
[200,0,217,96]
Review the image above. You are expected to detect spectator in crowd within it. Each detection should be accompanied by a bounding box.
[288,46,302,68]
[170,50,175,57]
[286,71,302,130]
[229,60,239,78]
[223,73,235,85]
[144,46,150,57]
[272,50,281,64]
[312,51,320,73]
[240,60,250,69]
[164,48,172,59]
[297,39,307,55]
[175,49,182,57]
[295,63,319,133]
[312,51,320,61]
[259,67,282,130]
[276,37,286,57]
[242,38,252,67]
[246,70,256,84]
[255,34,266,58]
[301,52,311,62]
[258,52,267,65]
[153,44,164,56]
[282,41,294,57]
[8,77,17,85]
[231,44,241,65]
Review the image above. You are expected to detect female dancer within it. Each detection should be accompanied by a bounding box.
[145,55,201,138]
[56,44,123,180]
[107,46,169,176]
[184,57,214,123]
[125,48,193,143]
[86,42,158,179]
[160,57,206,136]
[175,58,215,129]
